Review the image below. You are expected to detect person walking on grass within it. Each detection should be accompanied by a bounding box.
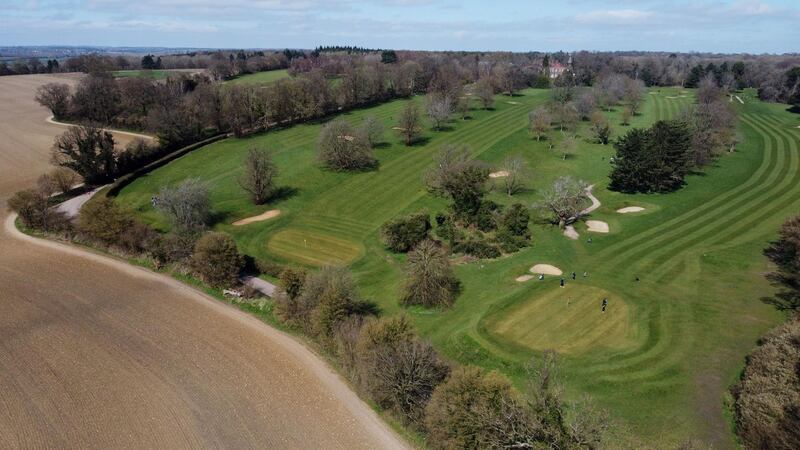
[560,278,565,288]
[602,298,608,313]
[572,271,576,280]
[539,274,545,281]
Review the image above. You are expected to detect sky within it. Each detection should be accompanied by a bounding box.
[1,0,798,53]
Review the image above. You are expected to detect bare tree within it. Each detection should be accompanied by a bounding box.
[401,240,460,308]
[621,105,633,126]
[357,115,384,148]
[456,96,470,120]
[538,176,589,228]
[397,102,422,146]
[498,155,530,196]
[589,111,612,145]
[427,94,453,130]
[50,167,82,194]
[424,144,471,196]
[474,77,495,109]
[318,119,377,171]
[528,107,552,141]
[35,83,71,119]
[576,91,597,121]
[156,178,211,232]
[623,77,646,115]
[239,147,278,204]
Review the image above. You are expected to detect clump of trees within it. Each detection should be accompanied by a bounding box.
[732,315,800,450]
[423,145,532,258]
[401,240,460,308]
[381,212,432,253]
[240,147,278,204]
[317,119,378,171]
[764,215,800,311]
[609,120,692,193]
[682,75,737,166]
[191,232,244,288]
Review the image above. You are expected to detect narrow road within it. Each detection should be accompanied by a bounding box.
[0,73,407,449]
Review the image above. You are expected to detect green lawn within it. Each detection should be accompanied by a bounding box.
[225,69,290,85]
[116,88,796,448]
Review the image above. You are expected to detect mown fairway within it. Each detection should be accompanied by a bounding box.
[117,88,796,447]
[225,69,290,85]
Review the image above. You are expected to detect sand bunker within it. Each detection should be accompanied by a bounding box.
[529,264,563,276]
[337,135,355,141]
[506,101,521,105]
[516,275,535,282]
[489,170,509,178]
[391,126,406,131]
[563,225,579,240]
[233,210,281,226]
[586,220,609,233]
[617,206,645,214]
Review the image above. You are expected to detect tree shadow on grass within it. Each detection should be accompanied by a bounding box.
[269,185,299,203]
[374,142,392,149]
[408,136,432,147]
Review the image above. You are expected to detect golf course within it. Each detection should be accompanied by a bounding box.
[115,87,796,447]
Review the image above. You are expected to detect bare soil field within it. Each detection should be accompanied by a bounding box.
[0,74,406,449]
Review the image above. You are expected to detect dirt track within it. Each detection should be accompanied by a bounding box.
[0,74,407,449]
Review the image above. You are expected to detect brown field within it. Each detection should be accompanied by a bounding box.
[0,74,407,449]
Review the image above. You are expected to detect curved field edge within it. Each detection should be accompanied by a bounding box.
[115,87,793,447]
[9,213,421,448]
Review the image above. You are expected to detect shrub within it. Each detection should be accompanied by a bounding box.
[475,200,499,232]
[434,213,458,243]
[318,119,377,171]
[732,316,800,450]
[77,197,135,246]
[155,178,211,232]
[8,189,52,230]
[453,237,501,259]
[50,167,82,194]
[381,212,432,253]
[356,315,450,425]
[256,258,284,278]
[191,232,244,288]
[401,240,460,308]
[279,267,307,300]
[150,231,199,264]
[425,366,535,449]
[501,203,531,238]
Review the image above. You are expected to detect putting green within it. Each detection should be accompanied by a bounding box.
[486,285,637,355]
[267,228,364,267]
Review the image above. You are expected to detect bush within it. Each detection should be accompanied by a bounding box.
[77,197,135,246]
[191,232,244,288]
[317,119,377,171]
[381,212,432,253]
[501,203,531,238]
[453,237,501,259]
[425,366,535,449]
[434,213,458,243]
[401,240,460,308]
[355,315,450,425]
[8,189,69,232]
[277,266,367,343]
[475,200,499,232]
[732,316,800,450]
[279,267,307,300]
[50,167,82,194]
[256,258,284,278]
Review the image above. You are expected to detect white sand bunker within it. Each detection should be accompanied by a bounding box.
[586,220,609,233]
[489,170,509,178]
[617,206,645,214]
[506,101,521,105]
[233,210,281,226]
[516,275,535,282]
[529,264,563,276]
[563,225,579,240]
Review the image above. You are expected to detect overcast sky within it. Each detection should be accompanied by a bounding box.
[1,0,798,53]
